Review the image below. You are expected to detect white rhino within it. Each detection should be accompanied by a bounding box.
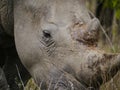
[1,0,120,90]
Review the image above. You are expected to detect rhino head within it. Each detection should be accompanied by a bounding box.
[14,0,120,90]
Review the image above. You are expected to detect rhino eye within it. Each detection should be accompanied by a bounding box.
[43,30,51,38]
[42,30,55,47]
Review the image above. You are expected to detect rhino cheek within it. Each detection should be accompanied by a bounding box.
[14,27,45,71]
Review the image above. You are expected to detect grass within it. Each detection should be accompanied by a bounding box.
[100,72,120,90]
[100,42,120,90]
[25,79,40,90]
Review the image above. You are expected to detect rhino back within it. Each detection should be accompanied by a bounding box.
[0,0,14,36]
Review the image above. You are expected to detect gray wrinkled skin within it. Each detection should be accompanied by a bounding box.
[14,0,120,90]
[0,0,14,36]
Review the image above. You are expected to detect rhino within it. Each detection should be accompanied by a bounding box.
[1,0,120,90]
[0,0,30,89]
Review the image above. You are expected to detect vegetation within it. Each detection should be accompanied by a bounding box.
[100,0,120,19]
[25,79,40,90]
[86,0,120,90]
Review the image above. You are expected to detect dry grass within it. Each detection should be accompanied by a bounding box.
[100,72,120,90]
[99,43,120,90]
[25,79,40,90]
